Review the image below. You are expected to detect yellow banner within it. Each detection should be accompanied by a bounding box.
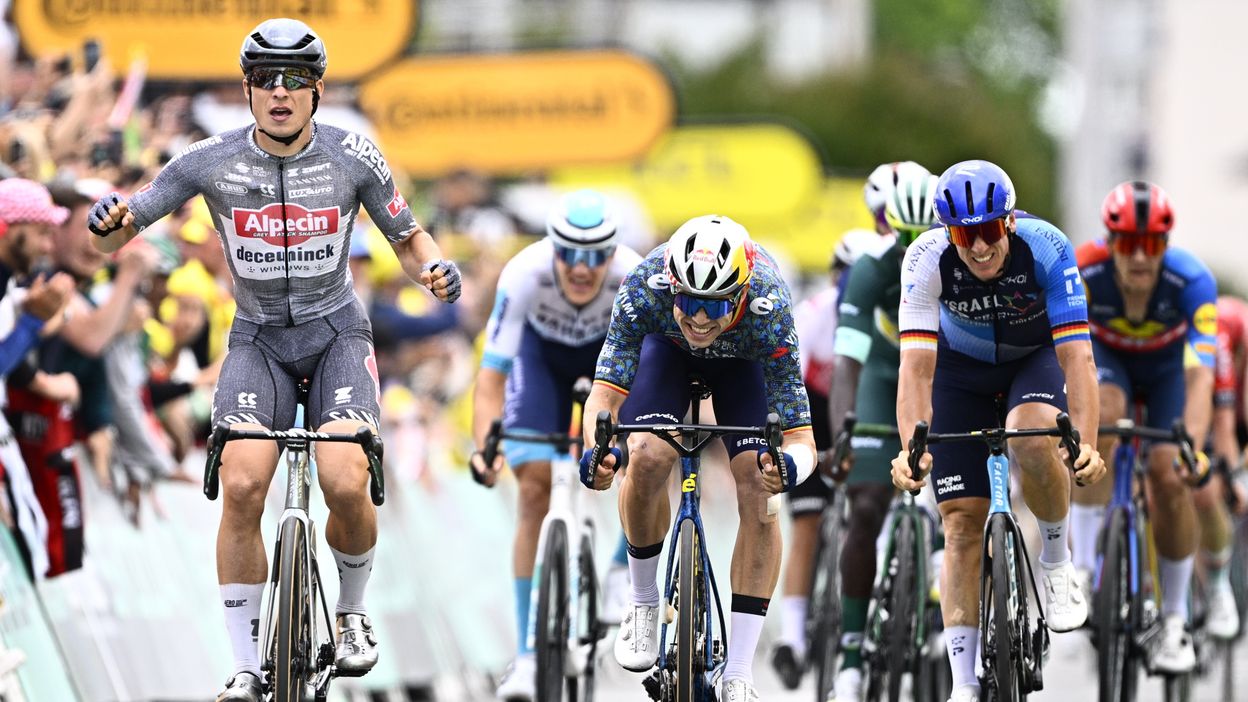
[13,0,417,81]
[552,123,873,271]
[358,50,675,177]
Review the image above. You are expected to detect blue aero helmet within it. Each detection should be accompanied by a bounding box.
[933,160,1016,227]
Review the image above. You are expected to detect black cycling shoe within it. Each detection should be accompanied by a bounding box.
[216,671,263,702]
[771,642,804,690]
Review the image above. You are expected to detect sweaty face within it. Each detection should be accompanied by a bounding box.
[245,66,321,140]
[553,255,610,306]
[951,214,1015,282]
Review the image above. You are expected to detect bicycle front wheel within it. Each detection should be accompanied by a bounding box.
[986,516,1022,702]
[810,491,845,702]
[1097,508,1136,702]
[676,519,703,702]
[274,519,311,702]
[574,530,599,702]
[884,513,919,702]
[535,522,570,702]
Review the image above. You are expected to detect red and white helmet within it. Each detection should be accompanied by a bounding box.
[665,215,756,297]
[1101,181,1174,236]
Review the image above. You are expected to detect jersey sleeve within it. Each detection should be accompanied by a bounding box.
[898,231,944,351]
[594,258,664,395]
[341,132,420,244]
[1030,223,1090,346]
[481,254,536,373]
[1180,258,1218,369]
[128,136,226,230]
[758,286,813,432]
[834,254,883,363]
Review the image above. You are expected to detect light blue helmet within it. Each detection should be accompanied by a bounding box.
[933,160,1016,226]
[546,189,618,250]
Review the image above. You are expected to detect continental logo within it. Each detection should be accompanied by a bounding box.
[1194,302,1218,337]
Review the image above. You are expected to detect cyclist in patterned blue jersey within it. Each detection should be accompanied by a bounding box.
[468,190,641,701]
[890,160,1106,702]
[1070,181,1219,671]
[580,215,817,702]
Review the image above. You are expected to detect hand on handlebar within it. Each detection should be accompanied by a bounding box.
[1175,449,1212,488]
[1065,442,1106,486]
[756,450,788,494]
[579,446,622,491]
[891,448,931,493]
[470,450,504,487]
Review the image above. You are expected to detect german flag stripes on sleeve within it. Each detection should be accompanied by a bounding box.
[1051,321,1090,346]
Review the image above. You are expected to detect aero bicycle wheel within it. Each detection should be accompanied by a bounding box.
[987,517,1021,702]
[574,532,600,702]
[676,519,703,702]
[535,523,570,702]
[1097,508,1136,702]
[810,491,845,702]
[884,514,919,702]
[274,519,310,702]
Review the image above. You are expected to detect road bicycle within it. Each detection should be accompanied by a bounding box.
[586,377,785,702]
[1211,458,1247,702]
[479,378,603,702]
[204,379,385,702]
[826,414,949,702]
[906,412,1080,701]
[807,424,851,702]
[1090,418,1200,702]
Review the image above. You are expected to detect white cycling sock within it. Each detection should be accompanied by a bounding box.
[780,595,808,655]
[1069,503,1104,572]
[627,542,663,607]
[1204,546,1232,590]
[330,545,374,615]
[1035,516,1071,566]
[945,625,980,692]
[724,602,767,685]
[1159,555,1194,620]
[221,583,265,676]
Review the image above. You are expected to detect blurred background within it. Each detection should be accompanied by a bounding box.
[0,0,1242,700]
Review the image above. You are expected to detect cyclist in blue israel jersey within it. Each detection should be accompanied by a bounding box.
[1070,181,1219,671]
[468,190,641,702]
[890,160,1106,702]
[580,215,816,702]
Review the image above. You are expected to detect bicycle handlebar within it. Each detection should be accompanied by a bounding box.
[824,414,901,484]
[588,410,786,480]
[475,418,584,488]
[1097,417,1203,483]
[203,423,386,506]
[905,412,1081,496]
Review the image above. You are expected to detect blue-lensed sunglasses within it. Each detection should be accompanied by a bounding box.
[674,291,739,319]
[554,244,613,268]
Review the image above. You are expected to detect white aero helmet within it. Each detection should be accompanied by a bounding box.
[863,160,928,214]
[832,228,882,269]
[546,189,618,250]
[885,172,939,244]
[665,215,756,297]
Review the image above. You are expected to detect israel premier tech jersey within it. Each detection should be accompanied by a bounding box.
[595,243,812,431]
[1076,241,1217,368]
[899,216,1090,362]
[127,122,419,326]
[482,238,643,373]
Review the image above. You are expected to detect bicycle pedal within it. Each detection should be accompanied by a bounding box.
[642,670,664,701]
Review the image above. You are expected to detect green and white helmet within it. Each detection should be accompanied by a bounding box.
[885,170,939,246]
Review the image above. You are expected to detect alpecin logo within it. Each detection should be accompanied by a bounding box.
[231,203,340,247]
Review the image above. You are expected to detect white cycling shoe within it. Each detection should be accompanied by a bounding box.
[721,677,761,702]
[947,684,981,702]
[495,654,536,702]
[215,671,262,702]
[1041,561,1088,632]
[1149,614,1196,674]
[614,602,660,671]
[1206,585,1241,640]
[831,666,863,701]
[600,565,631,625]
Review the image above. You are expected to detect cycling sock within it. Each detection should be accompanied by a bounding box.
[1159,555,1194,620]
[944,625,980,692]
[724,596,768,684]
[1204,546,1232,590]
[840,595,869,669]
[779,595,807,655]
[1069,503,1104,572]
[221,583,265,676]
[330,545,374,615]
[612,534,629,566]
[1035,516,1071,566]
[626,540,663,606]
[514,576,534,654]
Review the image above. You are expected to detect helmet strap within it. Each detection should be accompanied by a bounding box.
[246,85,314,147]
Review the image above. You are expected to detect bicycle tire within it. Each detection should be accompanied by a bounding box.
[274,518,310,702]
[1231,519,1248,640]
[810,490,845,702]
[535,522,570,702]
[1097,508,1136,702]
[884,513,919,702]
[987,516,1021,702]
[574,532,599,702]
[1163,673,1192,702]
[676,519,701,702]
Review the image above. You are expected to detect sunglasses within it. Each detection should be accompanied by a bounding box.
[246,66,319,91]
[1109,231,1167,257]
[674,291,742,320]
[554,244,613,268]
[946,218,1009,248]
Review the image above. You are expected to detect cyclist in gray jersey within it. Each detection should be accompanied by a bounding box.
[86,18,462,702]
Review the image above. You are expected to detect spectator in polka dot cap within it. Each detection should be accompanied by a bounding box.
[0,178,76,362]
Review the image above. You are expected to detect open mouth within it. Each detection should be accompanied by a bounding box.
[269,106,293,121]
[971,252,993,264]
[686,320,716,336]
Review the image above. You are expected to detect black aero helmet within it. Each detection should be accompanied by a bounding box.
[240,18,327,76]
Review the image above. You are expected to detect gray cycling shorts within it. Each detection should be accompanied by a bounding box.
[212,300,381,431]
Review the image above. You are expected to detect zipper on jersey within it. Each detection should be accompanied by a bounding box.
[278,158,293,326]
